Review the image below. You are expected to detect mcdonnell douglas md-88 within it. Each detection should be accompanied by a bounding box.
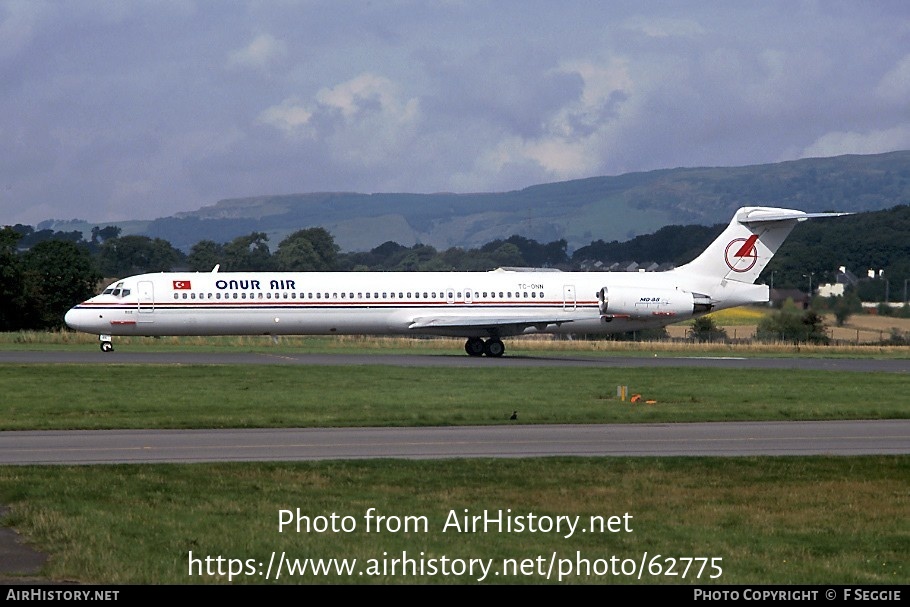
[65,206,846,357]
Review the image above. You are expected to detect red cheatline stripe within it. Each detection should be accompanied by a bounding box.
[735,234,759,257]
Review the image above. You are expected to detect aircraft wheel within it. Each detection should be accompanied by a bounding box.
[100,341,114,353]
[483,338,505,357]
[464,338,485,357]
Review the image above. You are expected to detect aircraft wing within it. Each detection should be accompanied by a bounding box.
[408,314,578,334]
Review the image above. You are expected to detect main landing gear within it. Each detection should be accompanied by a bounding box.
[464,337,505,358]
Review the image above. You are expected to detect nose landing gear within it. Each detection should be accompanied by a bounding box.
[100,335,114,352]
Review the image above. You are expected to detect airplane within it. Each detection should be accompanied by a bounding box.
[64,206,848,357]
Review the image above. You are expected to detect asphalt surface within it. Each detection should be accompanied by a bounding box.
[2,420,908,465]
[2,349,909,372]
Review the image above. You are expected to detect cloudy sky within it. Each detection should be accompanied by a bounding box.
[2,1,909,227]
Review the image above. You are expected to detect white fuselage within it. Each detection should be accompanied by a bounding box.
[64,267,766,339]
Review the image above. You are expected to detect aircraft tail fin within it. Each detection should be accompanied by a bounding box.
[676,206,850,285]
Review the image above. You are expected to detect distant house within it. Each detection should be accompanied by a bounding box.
[817,266,860,297]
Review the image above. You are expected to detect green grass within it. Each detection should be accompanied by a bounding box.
[0,364,907,430]
[0,337,907,585]
[6,329,910,358]
[1,458,906,584]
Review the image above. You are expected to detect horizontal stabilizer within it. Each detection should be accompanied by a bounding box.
[736,208,852,223]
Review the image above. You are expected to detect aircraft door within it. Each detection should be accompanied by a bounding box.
[563,285,576,311]
[137,281,155,314]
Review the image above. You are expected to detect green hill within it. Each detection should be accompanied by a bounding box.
[49,150,910,253]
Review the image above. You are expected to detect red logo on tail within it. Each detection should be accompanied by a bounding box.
[724,235,758,272]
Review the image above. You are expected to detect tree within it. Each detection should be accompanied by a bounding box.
[690,316,728,342]
[275,228,339,271]
[388,244,438,271]
[187,240,224,271]
[21,240,101,330]
[223,233,274,271]
[831,292,863,327]
[488,243,524,268]
[756,301,829,344]
[91,225,122,245]
[0,228,26,330]
[98,235,184,276]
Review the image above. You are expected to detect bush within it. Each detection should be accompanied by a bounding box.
[690,316,728,342]
[756,302,829,344]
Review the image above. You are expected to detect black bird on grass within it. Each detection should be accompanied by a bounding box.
[509,410,518,421]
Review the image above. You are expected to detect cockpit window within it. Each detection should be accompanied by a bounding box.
[103,282,127,297]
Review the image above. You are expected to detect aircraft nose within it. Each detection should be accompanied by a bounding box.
[64,307,79,330]
[64,306,91,332]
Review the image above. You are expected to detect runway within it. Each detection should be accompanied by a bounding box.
[0,350,907,464]
[1,420,908,464]
[2,349,909,372]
